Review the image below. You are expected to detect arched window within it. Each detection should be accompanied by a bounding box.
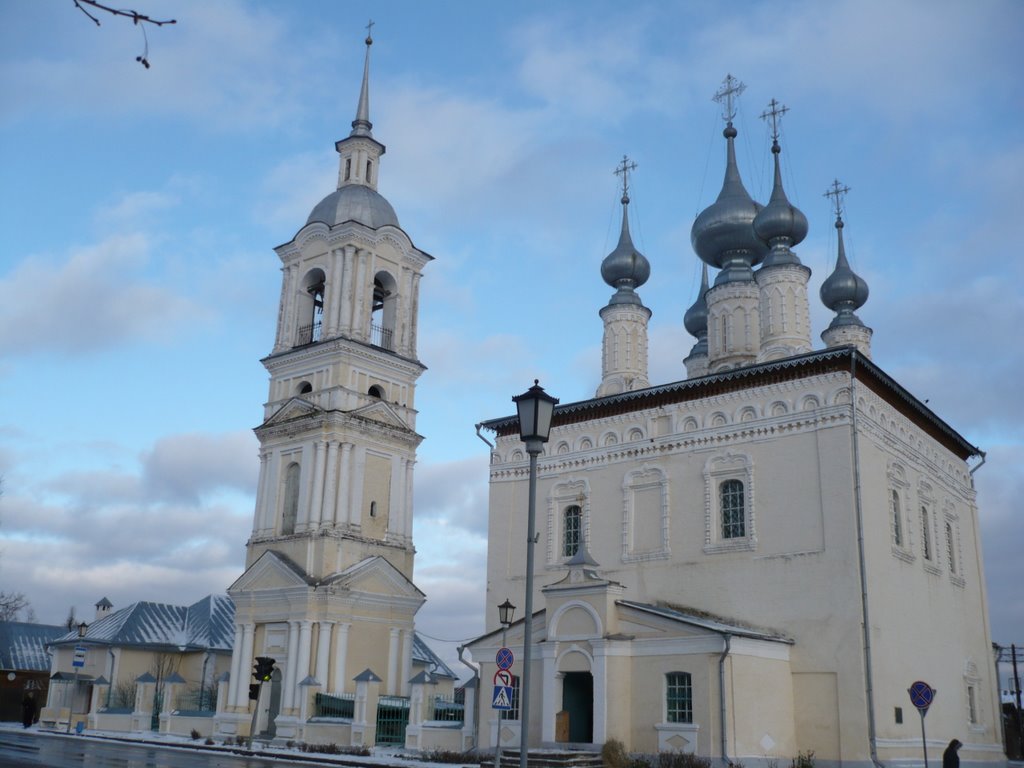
[297,381,313,395]
[563,505,582,558]
[891,490,903,547]
[945,522,956,573]
[282,462,300,535]
[921,507,932,561]
[666,672,692,723]
[368,385,385,399]
[296,269,326,346]
[366,159,373,184]
[344,157,352,182]
[370,501,378,518]
[371,271,398,351]
[720,479,745,539]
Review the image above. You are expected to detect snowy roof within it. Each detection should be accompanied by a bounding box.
[0,622,65,672]
[412,632,457,679]
[50,595,234,653]
[618,600,793,643]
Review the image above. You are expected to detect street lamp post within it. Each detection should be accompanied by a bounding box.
[66,621,88,734]
[513,381,558,768]
[495,599,515,768]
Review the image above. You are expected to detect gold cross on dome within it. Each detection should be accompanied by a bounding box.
[614,155,638,201]
[760,98,789,142]
[713,74,746,123]
[824,179,851,219]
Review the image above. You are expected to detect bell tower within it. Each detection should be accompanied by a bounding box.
[219,27,434,740]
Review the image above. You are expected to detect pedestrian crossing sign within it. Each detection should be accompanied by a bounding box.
[492,685,513,710]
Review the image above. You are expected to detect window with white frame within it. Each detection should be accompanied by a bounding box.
[622,465,671,562]
[921,506,932,561]
[887,463,913,562]
[703,453,755,553]
[563,505,582,558]
[666,672,693,724]
[281,461,300,535]
[892,489,904,547]
[945,521,956,574]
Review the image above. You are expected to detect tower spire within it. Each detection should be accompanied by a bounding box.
[820,180,872,357]
[351,21,374,138]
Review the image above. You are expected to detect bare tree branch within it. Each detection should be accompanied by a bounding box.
[72,0,177,69]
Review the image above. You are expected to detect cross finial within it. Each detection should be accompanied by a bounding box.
[712,74,746,124]
[824,179,851,220]
[614,155,638,203]
[760,98,789,143]
[365,19,374,44]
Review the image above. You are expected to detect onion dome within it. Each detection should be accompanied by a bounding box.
[754,137,808,266]
[601,186,650,306]
[820,214,869,327]
[691,123,767,282]
[684,263,710,339]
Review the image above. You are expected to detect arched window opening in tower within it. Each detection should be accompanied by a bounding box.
[368,385,385,399]
[371,271,397,351]
[296,268,326,346]
[297,381,313,395]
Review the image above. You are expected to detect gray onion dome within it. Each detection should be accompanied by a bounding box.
[754,140,808,266]
[307,185,399,229]
[601,194,650,306]
[820,215,869,327]
[690,124,767,281]
[684,263,710,338]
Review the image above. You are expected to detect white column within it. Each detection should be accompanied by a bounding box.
[387,628,401,695]
[253,451,271,534]
[236,623,255,710]
[283,264,299,349]
[339,245,355,336]
[262,451,281,533]
[350,447,366,527]
[390,455,404,538]
[333,623,351,693]
[315,621,333,687]
[352,249,369,341]
[326,247,344,337]
[282,621,300,712]
[336,443,353,525]
[400,628,413,696]
[296,621,313,690]
[592,641,608,743]
[322,441,340,531]
[540,646,557,742]
[228,624,244,707]
[404,458,415,541]
[273,266,290,351]
[308,440,327,530]
[295,444,313,531]
[409,272,421,355]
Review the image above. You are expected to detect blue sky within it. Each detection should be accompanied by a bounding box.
[1,0,1022,669]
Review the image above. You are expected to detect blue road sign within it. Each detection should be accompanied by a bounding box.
[496,647,514,670]
[908,680,935,712]
[492,685,513,710]
[72,646,86,669]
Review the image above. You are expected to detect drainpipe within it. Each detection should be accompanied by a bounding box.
[719,633,732,765]
[107,648,116,707]
[200,652,211,711]
[457,644,480,750]
[475,423,495,449]
[849,354,884,768]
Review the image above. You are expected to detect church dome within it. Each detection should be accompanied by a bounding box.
[690,125,767,271]
[307,184,400,229]
[820,217,868,324]
[754,140,808,264]
[684,264,709,338]
[601,196,650,305]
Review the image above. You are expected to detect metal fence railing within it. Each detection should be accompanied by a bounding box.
[313,692,355,719]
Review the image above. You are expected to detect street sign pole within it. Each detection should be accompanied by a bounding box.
[908,680,937,768]
[919,709,928,768]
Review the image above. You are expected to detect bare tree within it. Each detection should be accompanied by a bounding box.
[72,0,177,68]
[0,592,30,622]
[150,652,181,715]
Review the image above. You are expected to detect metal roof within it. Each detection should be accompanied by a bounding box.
[618,600,793,643]
[480,346,981,460]
[0,622,65,672]
[50,595,234,652]
[412,632,457,679]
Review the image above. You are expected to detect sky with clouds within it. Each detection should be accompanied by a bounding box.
[1,0,1021,672]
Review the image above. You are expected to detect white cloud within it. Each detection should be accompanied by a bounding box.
[0,234,209,357]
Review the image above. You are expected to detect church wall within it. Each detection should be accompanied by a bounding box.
[728,652,797,760]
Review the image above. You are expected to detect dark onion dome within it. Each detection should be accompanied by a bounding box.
[601,193,650,306]
[754,139,808,266]
[690,124,767,279]
[820,215,869,327]
[307,184,400,229]
[684,263,710,338]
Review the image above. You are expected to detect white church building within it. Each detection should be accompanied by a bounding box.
[468,78,1003,768]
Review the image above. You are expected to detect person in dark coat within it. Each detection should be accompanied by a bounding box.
[943,739,962,768]
[21,693,35,728]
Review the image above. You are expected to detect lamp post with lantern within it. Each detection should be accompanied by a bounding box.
[513,380,558,768]
[66,621,88,734]
[495,599,516,768]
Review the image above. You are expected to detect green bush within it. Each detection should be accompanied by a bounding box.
[419,748,479,763]
[791,752,815,768]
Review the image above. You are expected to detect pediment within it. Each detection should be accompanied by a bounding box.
[349,400,412,431]
[229,551,309,594]
[262,397,320,427]
[325,556,424,600]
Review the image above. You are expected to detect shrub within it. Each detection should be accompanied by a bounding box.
[791,752,815,768]
[628,753,711,768]
[603,739,630,768]
[190,729,201,740]
[419,748,478,763]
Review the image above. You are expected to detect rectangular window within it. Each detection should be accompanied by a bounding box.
[967,685,977,724]
[921,507,932,561]
[666,672,692,724]
[946,522,956,573]
[895,706,903,724]
[720,480,745,539]
[892,490,903,547]
[563,505,582,557]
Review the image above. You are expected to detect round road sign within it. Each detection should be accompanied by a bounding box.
[496,647,514,670]
[908,680,935,711]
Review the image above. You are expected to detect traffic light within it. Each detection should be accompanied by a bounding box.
[253,656,276,682]
[248,683,260,700]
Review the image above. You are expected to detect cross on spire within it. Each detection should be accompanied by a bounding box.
[713,74,746,124]
[365,19,374,44]
[824,179,851,220]
[760,98,789,143]
[614,155,638,203]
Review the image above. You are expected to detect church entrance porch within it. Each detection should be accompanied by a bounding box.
[561,671,593,744]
